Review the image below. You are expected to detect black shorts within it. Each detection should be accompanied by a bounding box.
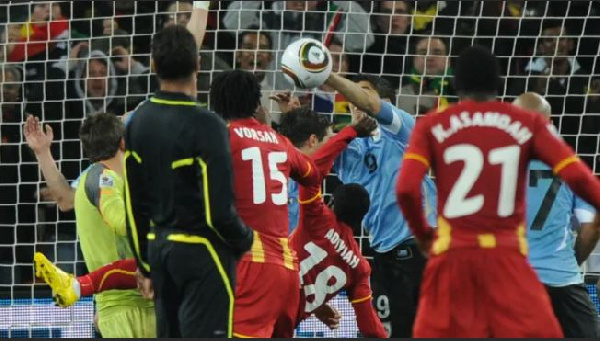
[545,284,600,338]
[370,240,427,338]
[149,229,237,338]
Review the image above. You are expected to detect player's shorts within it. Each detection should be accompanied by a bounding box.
[233,261,300,338]
[97,306,157,338]
[414,248,563,338]
[545,284,600,338]
[371,241,426,338]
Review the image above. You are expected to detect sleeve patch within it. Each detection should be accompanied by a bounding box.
[99,174,116,189]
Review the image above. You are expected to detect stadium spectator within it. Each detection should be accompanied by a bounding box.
[236,28,275,110]
[510,20,591,124]
[397,36,456,115]
[223,0,374,89]
[363,1,412,89]
[162,1,194,27]
[5,2,69,63]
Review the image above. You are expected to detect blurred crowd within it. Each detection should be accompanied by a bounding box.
[1,1,600,288]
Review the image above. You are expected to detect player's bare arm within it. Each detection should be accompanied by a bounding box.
[187,2,210,50]
[23,115,75,212]
[575,215,600,265]
[324,73,382,115]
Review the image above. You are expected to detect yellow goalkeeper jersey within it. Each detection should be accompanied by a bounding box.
[75,163,153,312]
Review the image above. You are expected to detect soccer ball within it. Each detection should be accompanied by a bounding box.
[281,38,333,89]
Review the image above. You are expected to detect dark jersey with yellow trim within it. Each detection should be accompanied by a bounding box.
[124,90,253,275]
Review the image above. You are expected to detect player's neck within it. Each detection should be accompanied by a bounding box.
[460,95,497,103]
[160,80,197,100]
[99,154,124,177]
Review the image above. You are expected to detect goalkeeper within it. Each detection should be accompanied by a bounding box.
[26,114,156,338]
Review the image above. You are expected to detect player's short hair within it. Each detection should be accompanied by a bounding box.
[278,106,331,148]
[454,45,501,99]
[210,70,262,120]
[333,183,370,233]
[151,25,198,81]
[80,113,124,163]
[351,75,396,103]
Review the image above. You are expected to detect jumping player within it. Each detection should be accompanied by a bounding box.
[210,70,320,338]
[397,46,600,337]
[273,107,387,338]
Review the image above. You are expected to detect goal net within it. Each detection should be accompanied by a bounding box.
[0,1,598,338]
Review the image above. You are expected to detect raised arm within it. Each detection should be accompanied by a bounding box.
[24,115,75,212]
[325,74,381,115]
[313,115,378,176]
[187,2,211,50]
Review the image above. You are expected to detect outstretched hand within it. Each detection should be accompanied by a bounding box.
[269,90,301,114]
[352,115,378,138]
[24,115,54,155]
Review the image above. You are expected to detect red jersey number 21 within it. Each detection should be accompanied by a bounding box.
[444,144,520,218]
[242,147,288,205]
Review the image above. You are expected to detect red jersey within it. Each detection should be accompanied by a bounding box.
[290,127,387,338]
[229,118,319,269]
[397,101,600,255]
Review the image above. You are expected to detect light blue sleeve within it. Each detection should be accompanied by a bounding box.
[375,101,415,145]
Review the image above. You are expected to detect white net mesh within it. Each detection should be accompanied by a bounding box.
[0,1,599,338]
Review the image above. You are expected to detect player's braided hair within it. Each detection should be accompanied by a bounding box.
[210,70,262,120]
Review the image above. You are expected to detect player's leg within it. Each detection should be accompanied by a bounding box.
[34,252,78,307]
[371,241,426,338]
[234,262,300,338]
[272,287,302,338]
[485,250,563,338]
[35,252,138,307]
[546,284,600,338]
[170,241,236,338]
[149,236,182,338]
[413,251,487,338]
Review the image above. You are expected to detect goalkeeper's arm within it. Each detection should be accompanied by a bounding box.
[24,115,75,212]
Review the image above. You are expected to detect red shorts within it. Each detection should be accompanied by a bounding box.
[414,248,563,338]
[233,261,300,338]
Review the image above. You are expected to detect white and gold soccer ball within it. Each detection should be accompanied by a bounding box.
[281,38,333,89]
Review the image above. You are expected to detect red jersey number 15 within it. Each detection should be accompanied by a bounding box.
[242,147,289,205]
